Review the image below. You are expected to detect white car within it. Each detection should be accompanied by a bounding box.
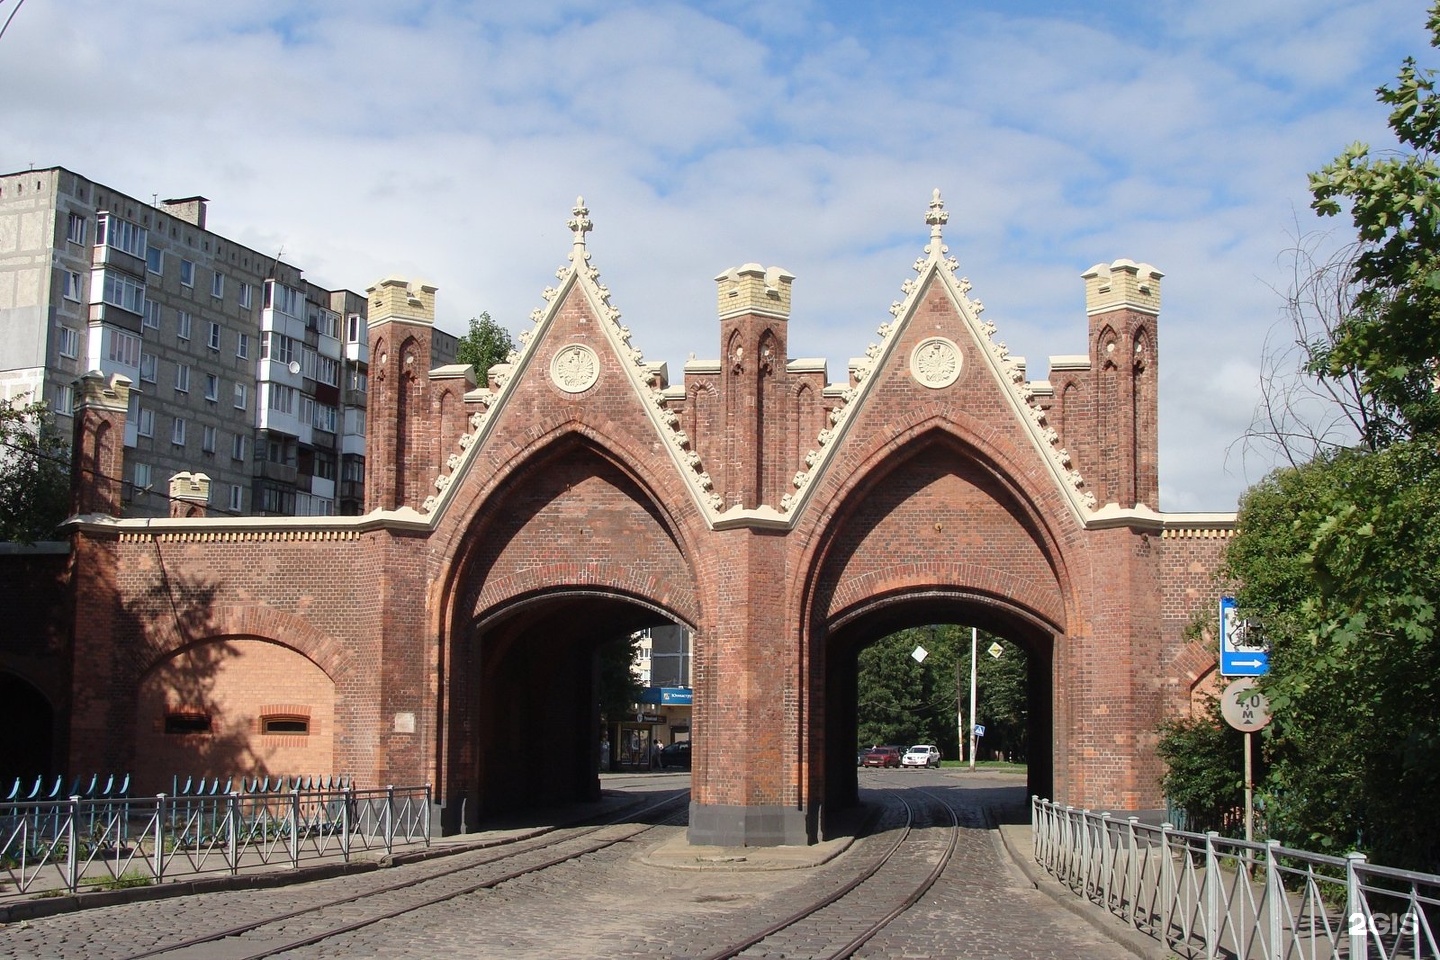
[901,744,941,768]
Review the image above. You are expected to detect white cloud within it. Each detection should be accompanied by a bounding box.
[0,0,1426,511]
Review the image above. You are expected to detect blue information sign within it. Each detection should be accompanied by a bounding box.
[1219,596,1269,677]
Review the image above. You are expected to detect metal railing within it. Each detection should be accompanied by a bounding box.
[1032,797,1440,959]
[0,783,431,897]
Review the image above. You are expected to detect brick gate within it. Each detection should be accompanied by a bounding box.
[64,193,1232,846]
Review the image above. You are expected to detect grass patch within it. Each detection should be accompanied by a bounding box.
[941,760,1027,773]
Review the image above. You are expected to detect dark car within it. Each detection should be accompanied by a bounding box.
[659,740,691,770]
[861,746,902,768]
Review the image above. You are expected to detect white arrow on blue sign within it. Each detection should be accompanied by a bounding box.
[1219,595,1269,677]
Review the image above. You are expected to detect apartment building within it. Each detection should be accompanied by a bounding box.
[0,166,379,517]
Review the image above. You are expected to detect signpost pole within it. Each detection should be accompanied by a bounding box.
[968,627,978,771]
[1245,731,1254,844]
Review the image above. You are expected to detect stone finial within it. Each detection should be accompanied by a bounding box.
[714,263,795,321]
[366,277,438,325]
[568,196,592,252]
[168,472,211,518]
[1082,259,1163,316]
[925,188,948,241]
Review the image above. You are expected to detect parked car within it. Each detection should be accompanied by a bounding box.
[902,744,941,768]
[861,746,902,768]
[659,740,691,770]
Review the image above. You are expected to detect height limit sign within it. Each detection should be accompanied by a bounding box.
[1221,678,1272,733]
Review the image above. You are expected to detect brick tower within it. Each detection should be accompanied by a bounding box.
[365,277,439,512]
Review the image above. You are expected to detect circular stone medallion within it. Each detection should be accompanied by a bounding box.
[550,344,599,393]
[910,336,962,389]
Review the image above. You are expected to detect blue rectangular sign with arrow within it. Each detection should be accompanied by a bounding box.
[1219,595,1269,677]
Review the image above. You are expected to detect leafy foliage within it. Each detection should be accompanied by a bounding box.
[1225,443,1440,869]
[454,312,515,385]
[1307,4,1440,441]
[596,633,642,724]
[1155,697,1248,835]
[856,625,1028,761]
[0,395,71,543]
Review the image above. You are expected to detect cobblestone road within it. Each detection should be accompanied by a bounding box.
[0,771,1136,960]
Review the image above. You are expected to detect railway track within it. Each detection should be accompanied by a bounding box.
[111,789,692,960]
[104,784,964,960]
[696,787,961,960]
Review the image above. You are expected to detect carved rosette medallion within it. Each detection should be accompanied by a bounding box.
[910,336,961,389]
[550,344,599,393]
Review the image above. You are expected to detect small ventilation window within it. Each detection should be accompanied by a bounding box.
[262,716,309,735]
[165,712,211,734]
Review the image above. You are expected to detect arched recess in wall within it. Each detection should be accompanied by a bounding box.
[1096,324,1119,502]
[132,637,336,795]
[0,673,55,785]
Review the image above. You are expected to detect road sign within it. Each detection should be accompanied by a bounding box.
[1220,678,1272,732]
[973,724,986,737]
[988,642,1004,659]
[1220,595,1269,676]
[911,645,928,663]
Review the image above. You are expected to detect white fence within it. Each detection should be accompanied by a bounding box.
[0,784,431,897]
[1032,797,1440,960]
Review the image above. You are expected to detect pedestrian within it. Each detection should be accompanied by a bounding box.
[651,739,662,769]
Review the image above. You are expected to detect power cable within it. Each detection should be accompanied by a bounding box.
[0,0,29,45]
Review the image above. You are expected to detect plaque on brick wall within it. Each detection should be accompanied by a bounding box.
[910,336,961,389]
[551,344,600,393]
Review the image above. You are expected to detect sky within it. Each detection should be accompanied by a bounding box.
[0,0,1426,511]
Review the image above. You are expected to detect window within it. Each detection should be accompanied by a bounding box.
[107,329,142,368]
[346,313,364,343]
[227,484,243,513]
[142,298,161,329]
[172,417,187,446]
[207,321,221,351]
[66,213,87,245]
[57,326,79,359]
[211,272,224,299]
[341,458,364,484]
[350,369,367,394]
[137,407,154,438]
[98,214,147,257]
[54,384,74,416]
[298,395,315,428]
[101,271,146,314]
[233,382,248,410]
[314,452,336,481]
[238,282,253,309]
[262,332,296,366]
[258,484,295,514]
[316,356,340,387]
[164,712,210,735]
[236,332,250,359]
[139,352,157,383]
[177,311,192,340]
[265,280,301,317]
[202,425,216,453]
[175,363,190,393]
[204,373,219,401]
[179,259,194,287]
[267,383,296,415]
[62,270,83,301]
[134,462,152,489]
[231,434,248,461]
[313,403,337,433]
[146,245,163,275]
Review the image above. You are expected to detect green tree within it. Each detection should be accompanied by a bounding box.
[1155,697,1247,835]
[0,395,71,543]
[455,312,516,385]
[596,633,642,725]
[1307,3,1440,442]
[856,625,1027,761]
[1224,444,1440,868]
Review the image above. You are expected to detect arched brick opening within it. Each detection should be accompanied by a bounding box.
[821,594,1055,819]
[0,673,56,788]
[437,432,702,830]
[800,429,1072,835]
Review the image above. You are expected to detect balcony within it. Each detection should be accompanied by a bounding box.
[253,459,298,485]
[91,243,146,279]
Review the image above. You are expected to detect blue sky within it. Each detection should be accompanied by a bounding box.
[0,0,1426,510]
